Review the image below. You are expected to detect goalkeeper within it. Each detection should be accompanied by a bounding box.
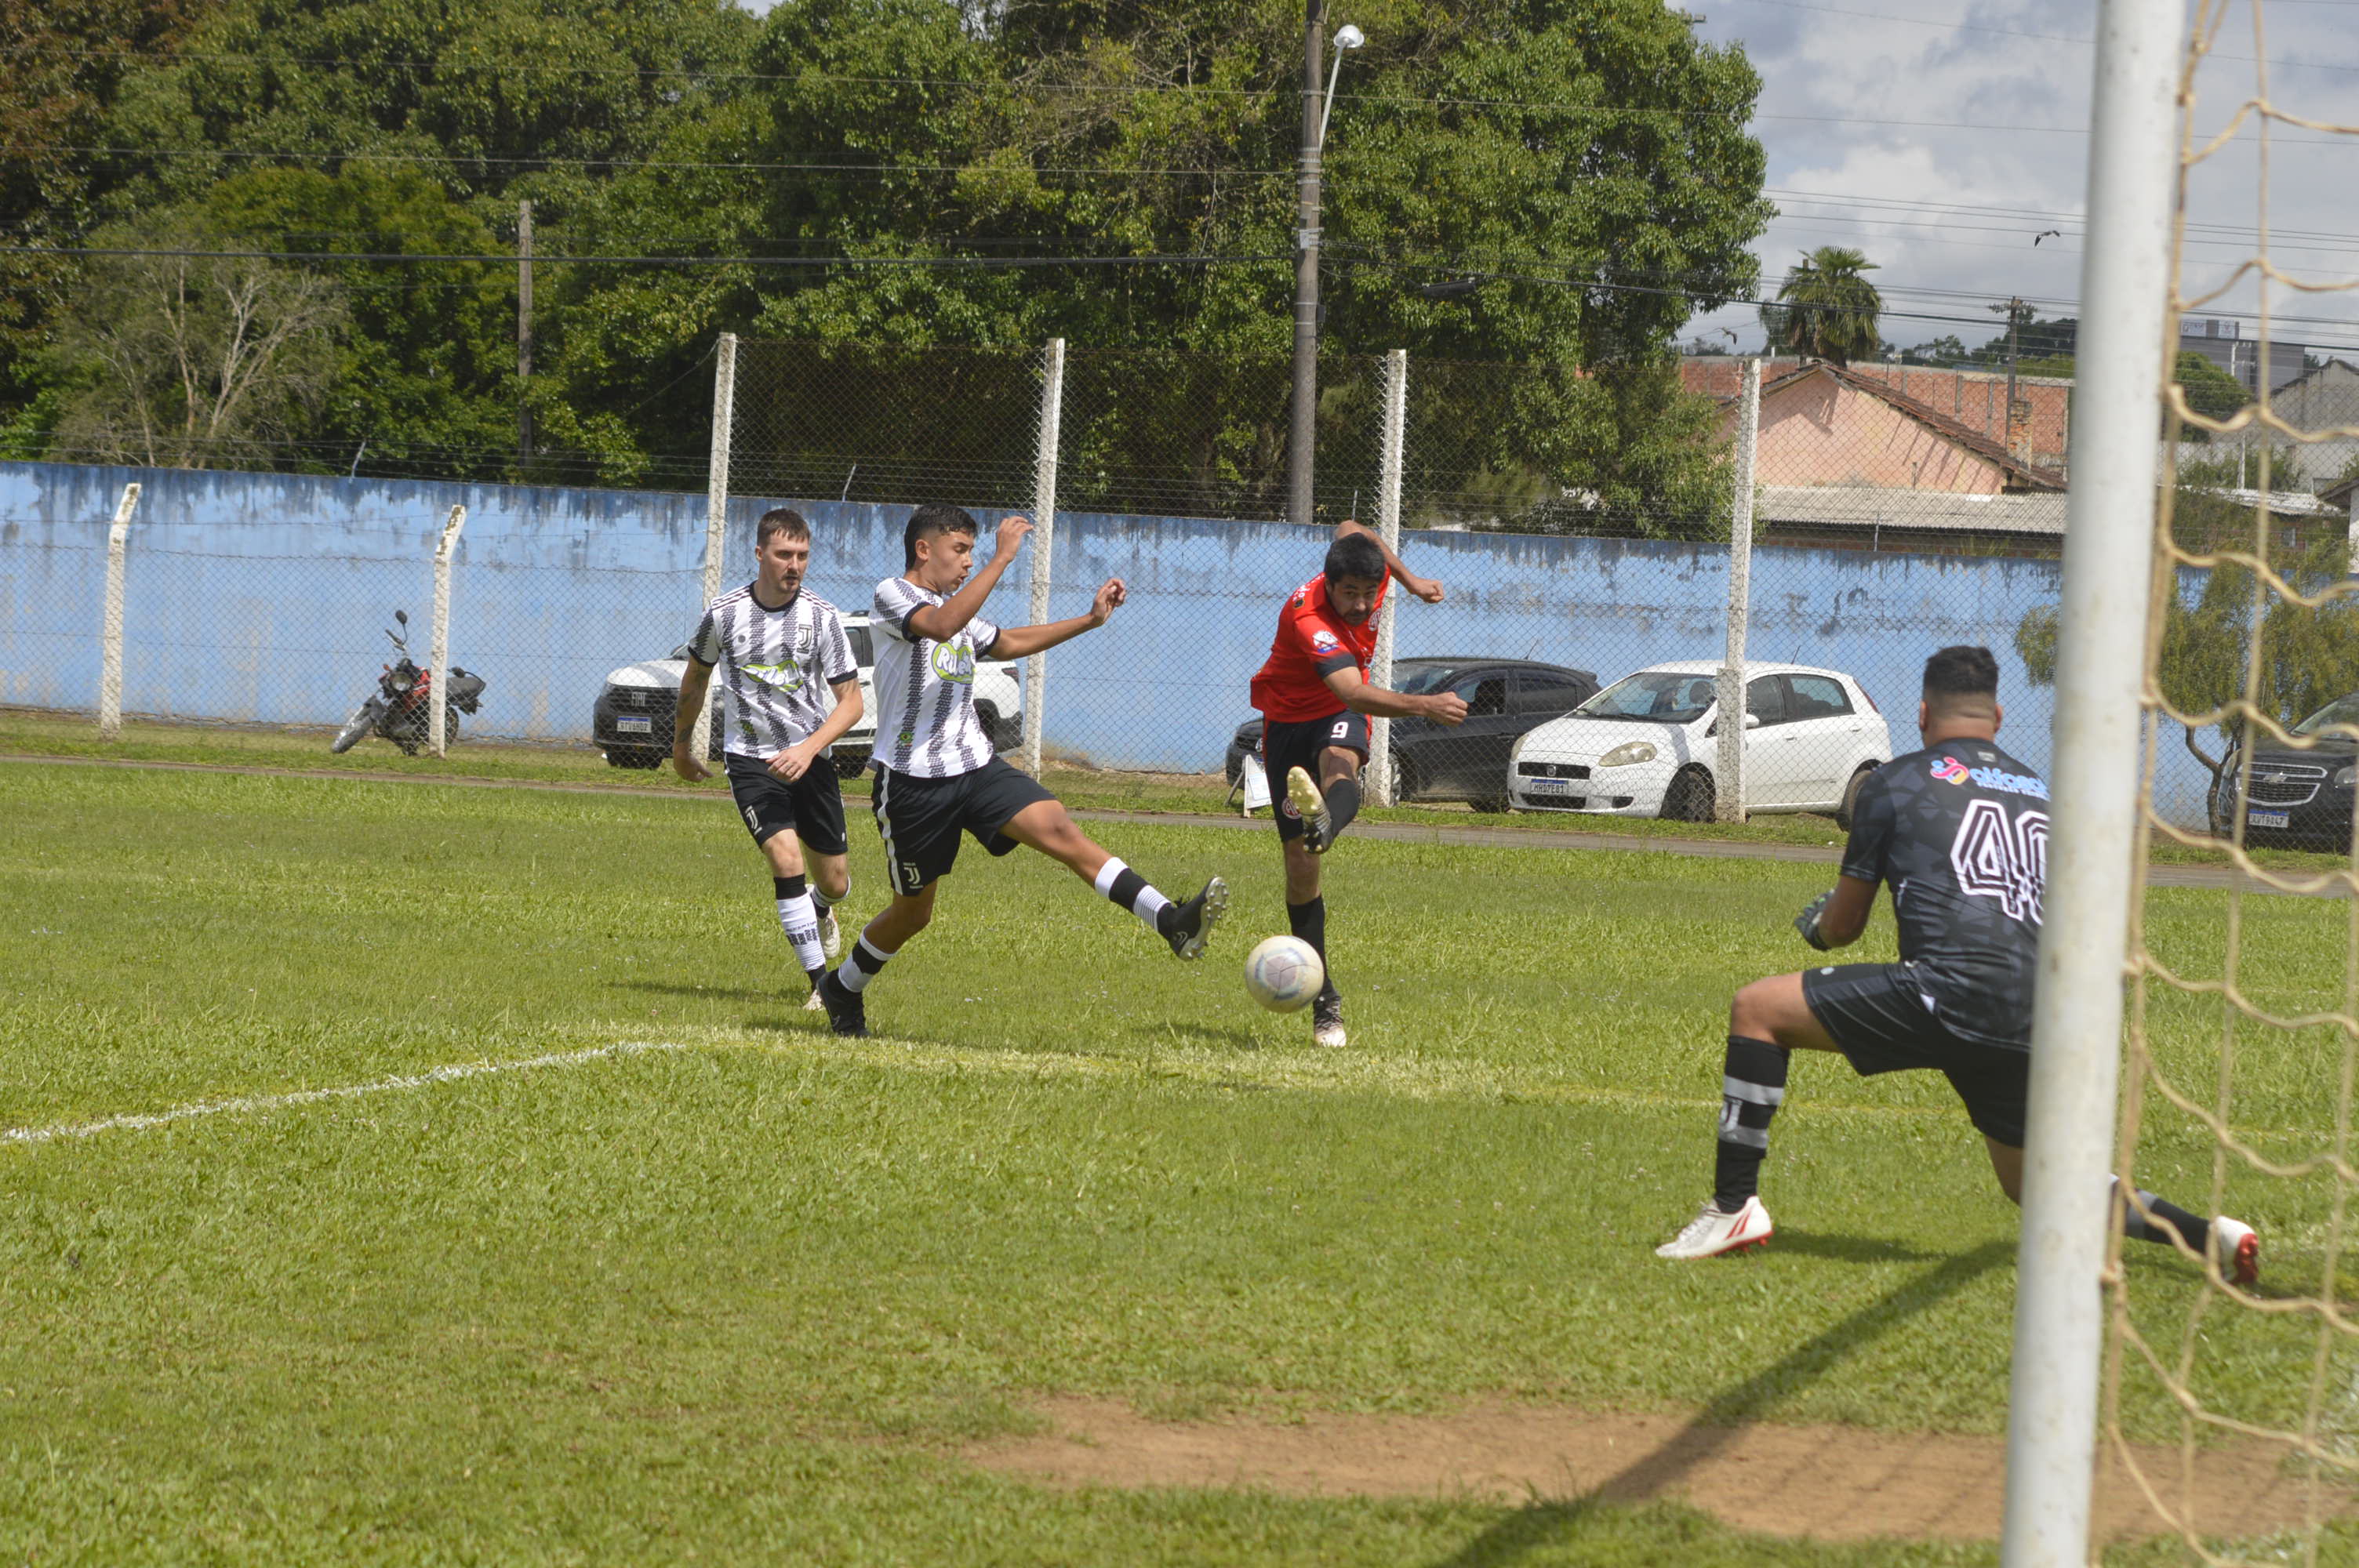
[1656,645,2259,1287]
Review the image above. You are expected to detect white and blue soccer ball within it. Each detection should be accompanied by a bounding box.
[1243,935,1325,1014]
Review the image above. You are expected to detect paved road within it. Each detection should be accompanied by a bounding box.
[5,751,2342,898]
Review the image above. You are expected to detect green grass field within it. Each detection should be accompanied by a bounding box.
[3,760,2353,1564]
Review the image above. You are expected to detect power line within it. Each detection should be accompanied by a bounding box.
[1723,0,2359,74]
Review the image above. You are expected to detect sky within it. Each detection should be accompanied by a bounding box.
[1684,0,2359,358]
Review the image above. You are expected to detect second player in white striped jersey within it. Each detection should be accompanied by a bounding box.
[692,583,859,760]
[870,575,998,778]
[812,504,1230,1040]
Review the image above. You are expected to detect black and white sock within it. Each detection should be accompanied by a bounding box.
[1323,775,1362,840]
[835,935,895,994]
[811,880,841,916]
[2113,1176,2212,1253]
[1714,1035,1789,1211]
[1288,895,1339,1004]
[1093,857,1173,935]
[775,875,825,977]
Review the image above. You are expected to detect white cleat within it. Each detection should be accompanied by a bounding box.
[1286,765,1334,855]
[1656,1196,1774,1260]
[2213,1216,2260,1286]
[820,907,843,963]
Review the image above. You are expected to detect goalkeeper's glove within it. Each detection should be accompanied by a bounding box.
[1794,891,1835,951]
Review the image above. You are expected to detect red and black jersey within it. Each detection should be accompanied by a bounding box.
[1249,574,1388,723]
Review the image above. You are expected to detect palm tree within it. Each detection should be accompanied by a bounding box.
[1759,248,1883,365]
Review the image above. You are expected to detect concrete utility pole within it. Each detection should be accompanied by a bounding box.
[518,199,534,467]
[1994,296,2025,463]
[1286,0,1329,528]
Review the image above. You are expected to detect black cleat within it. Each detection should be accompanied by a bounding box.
[1161,876,1230,960]
[816,971,868,1038]
[1311,993,1347,1048]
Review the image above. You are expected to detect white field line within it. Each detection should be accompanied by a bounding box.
[3,1040,687,1149]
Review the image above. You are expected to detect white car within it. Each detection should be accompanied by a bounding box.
[1507,660,1892,823]
[592,612,1026,771]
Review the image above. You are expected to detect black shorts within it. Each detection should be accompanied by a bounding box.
[1263,710,1369,843]
[871,757,1058,897]
[1801,961,2030,1147]
[725,753,849,855]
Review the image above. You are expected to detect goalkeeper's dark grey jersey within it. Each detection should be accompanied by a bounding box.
[1839,739,2049,1048]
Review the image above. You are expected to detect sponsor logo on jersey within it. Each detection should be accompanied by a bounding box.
[740,658,808,692]
[1932,754,2048,800]
[929,641,976,684]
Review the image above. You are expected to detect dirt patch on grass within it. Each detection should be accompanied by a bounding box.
[969,1397,2348,1542]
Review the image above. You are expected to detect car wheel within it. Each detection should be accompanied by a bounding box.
[1662,767,1715,823]
[975,701,1007,753]
[1389,752,1419,803]
[1834,763,1877,830]
[605,749,662,770]
[1470,793,1509,815]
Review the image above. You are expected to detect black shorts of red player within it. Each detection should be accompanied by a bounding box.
[1263,710,1369,844]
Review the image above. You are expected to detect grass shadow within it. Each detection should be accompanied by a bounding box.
[1765,1229,1948,1265]
[1425,1239,2014,1568]
[611,980,788,1004]
[1151,1022,1264,1051]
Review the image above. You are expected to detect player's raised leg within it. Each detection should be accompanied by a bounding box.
[998,797,1228,959]
[818,881,934,1040]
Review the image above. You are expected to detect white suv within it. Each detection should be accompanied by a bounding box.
[591,612,1026,771]
[1507,660,1892,824]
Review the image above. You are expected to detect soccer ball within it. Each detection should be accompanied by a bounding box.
[1243,935,1325,1014]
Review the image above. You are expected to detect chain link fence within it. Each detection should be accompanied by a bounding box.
[9,338,2349,831]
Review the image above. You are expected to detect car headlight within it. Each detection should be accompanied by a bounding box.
[1598,740,1658,768]
[2336,765,2356,791]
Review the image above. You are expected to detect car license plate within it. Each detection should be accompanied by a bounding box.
[1526,777,1572,795]
[616,716,652,735]
[2248,809,2291,829]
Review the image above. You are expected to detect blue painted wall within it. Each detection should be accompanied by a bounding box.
[0,460,2207,819]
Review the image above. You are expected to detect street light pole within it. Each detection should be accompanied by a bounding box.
[1287,0,1329,528]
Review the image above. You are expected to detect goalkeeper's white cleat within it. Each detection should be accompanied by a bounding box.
[1656,1196,1774,1260]
[819,906,843,963]
[1286,765,1334,855]
[2213,1216,2260,1287]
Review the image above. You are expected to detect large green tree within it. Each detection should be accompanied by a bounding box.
[1759,246,1881,365]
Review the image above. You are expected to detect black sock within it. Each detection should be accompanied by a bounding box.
[2118,1180,2212,1253]
[1714,1036,1789,1211]
[1324,776,1362,838]
[775,874,805,901]
[1288,895,1339,1004]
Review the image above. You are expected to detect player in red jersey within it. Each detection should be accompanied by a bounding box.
[1249,521,1464,1047]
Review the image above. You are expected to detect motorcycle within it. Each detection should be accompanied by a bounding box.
[331,609,487,755]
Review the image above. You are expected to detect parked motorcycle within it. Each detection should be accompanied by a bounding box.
[331,609,487,755]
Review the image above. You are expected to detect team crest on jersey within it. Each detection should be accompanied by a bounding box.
[930,641,976,684]
[1310,629,1341,653]
[741,658,807,692]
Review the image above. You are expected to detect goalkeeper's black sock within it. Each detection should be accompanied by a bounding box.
[1713,1035,1788,1211]
[1287,895,1338,1005]
[2116,1178,2212,1253]
[1323,775,1362,840]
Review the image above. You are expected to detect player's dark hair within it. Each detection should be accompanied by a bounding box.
[755,507,809,547]
[903,503,979,568]
[1922,645,2001,710]
[1323,531,1387,587]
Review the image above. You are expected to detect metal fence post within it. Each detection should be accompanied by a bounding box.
[429,503,466,757]
[1022,337,1065,775]
[97,481,141,739]
[1716,359,1759,822]
[1999,5,2179,1564]
[692,332,738,765]
[1368,347,1408,806]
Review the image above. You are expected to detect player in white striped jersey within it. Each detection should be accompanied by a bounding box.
[814,503,1227,1038]
[673,509,865,1004]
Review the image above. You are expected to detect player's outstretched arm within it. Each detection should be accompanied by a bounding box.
[671,656,716,782]
[992,578,1127,659]
[1334,517,1444,604]
[1795,876,1878,949]
[1321,665,1468,724]
[906,515,1032,643]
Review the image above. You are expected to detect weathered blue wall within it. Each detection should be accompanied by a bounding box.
[3,461,2202,818]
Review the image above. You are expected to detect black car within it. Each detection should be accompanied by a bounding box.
[2209,691,2359,851]
[1223,657,1601,812]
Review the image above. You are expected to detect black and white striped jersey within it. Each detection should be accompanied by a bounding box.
[870,576,1003,779]
[688,583,859,760]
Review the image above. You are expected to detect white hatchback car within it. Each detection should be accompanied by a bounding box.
[1507,660,1893,824]
[592,612,1025,771]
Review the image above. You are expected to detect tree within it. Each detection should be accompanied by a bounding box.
[1901,335,1968,367]
[2175,350,2253,426]
[1758,247,1881,365]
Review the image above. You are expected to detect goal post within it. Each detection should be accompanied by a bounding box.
[1997,5,2183,1563]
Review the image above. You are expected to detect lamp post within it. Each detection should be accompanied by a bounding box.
[1286,10,1364,527]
